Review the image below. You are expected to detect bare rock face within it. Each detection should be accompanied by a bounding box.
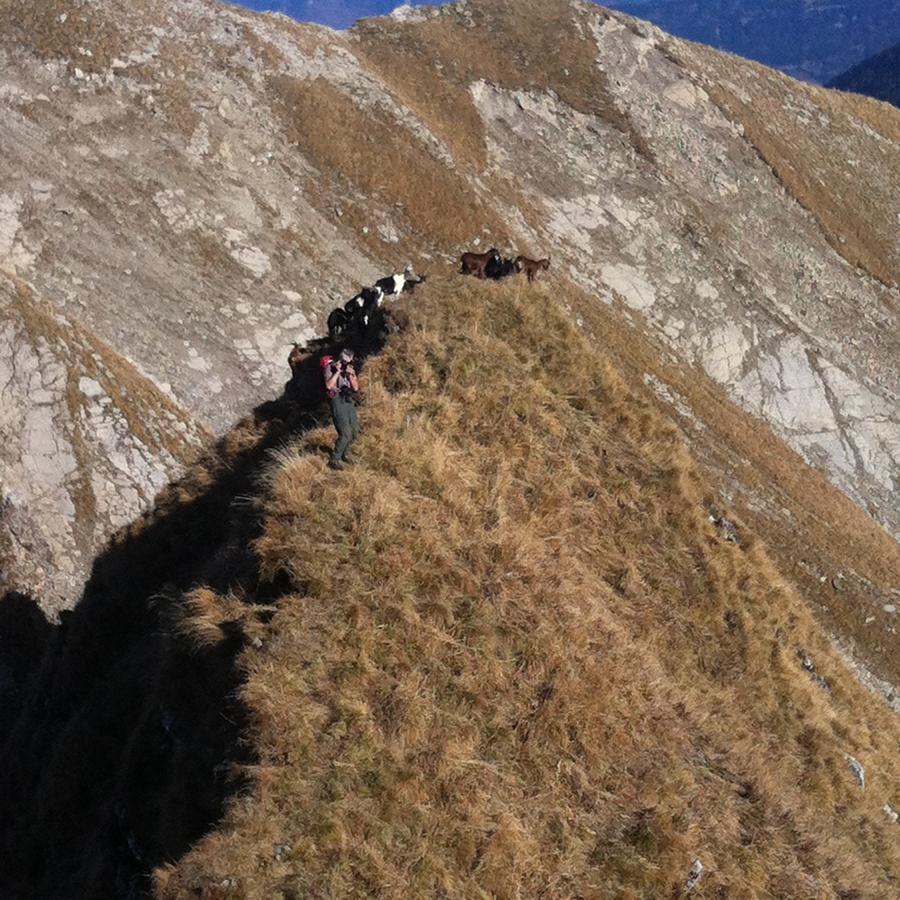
[0,0,398,434]
[0,0,897,610]
[0,272,206,611]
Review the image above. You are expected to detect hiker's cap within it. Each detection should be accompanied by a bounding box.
[340,348,354,362]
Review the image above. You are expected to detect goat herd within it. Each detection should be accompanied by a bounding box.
[326,265,427,339]
[460,248,551,283]
[325,248,551,340]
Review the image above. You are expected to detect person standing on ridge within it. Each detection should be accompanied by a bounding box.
[321,348,359,470]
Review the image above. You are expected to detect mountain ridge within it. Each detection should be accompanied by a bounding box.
[3,278,900,898]
[0,0,897,723]
[2,1,900,894]
[1,0,898,565]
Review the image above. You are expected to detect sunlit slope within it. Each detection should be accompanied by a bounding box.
[160,280,900,899]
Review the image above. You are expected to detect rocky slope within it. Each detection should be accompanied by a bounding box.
[0,271,206,605]
[605,0,900,83]
[2,0,897,615]
[830,40,900,107]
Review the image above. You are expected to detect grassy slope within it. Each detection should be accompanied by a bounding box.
[158,278,900,899]
[555,275,900,692]
[668,34,900,289]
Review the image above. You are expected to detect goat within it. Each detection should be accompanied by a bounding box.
[375,264,414,298]
[515,254,551,283]
[335,286,383,334]
[485,255,517,281]
[460,248,500,279]
[327,307,349,340]
[359,285,385,327]
[350,286,382,312]
[288,342,305,375]
[402,273,428,293]
[343,292,366,316]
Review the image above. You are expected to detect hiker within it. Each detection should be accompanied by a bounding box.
[321,349,359,470]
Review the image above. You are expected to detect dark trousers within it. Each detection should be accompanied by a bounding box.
[330,395,359,462]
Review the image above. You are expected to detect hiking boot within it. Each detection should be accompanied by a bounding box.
[328,458,344,471]
[341,453,357,465]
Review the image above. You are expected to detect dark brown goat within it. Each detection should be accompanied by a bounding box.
[460,247,501,279]
[515,255,551,283]
[288,342,305,375]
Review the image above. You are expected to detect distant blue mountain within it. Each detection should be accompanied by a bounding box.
[603,0,900,84]
[829,40,900,107]
[237,0,900,85]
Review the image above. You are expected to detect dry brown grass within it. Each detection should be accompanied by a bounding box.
[670,41,900,287]
[268,76,504,251]
[159,278,900,899]
[353,22,491,172]
[553,271,900,690]
[0,0,126,72]
[176,587,271,651]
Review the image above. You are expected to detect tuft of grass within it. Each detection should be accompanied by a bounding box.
[174,587,271,651]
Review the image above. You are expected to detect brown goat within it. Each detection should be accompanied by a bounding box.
[460,247,501,279]
[515,255,551,283]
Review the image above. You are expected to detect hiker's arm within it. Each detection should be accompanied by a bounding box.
[348,366,359,391]
[324,367,340,390]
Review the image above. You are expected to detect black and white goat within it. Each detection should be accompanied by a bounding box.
[358,285,385,327]
[374,264,416,298]
[329,286,384,338]
[343,291,366,317]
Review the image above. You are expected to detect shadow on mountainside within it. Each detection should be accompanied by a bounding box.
[0,591,54,731]
[0,315,397,899]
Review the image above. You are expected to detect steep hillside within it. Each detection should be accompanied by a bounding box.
[3,282,899,898]
[605,0,900,83]
[2,1,900,890]
[1,0,897,587]
[0,271,207,607]
[830,41,900,107]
